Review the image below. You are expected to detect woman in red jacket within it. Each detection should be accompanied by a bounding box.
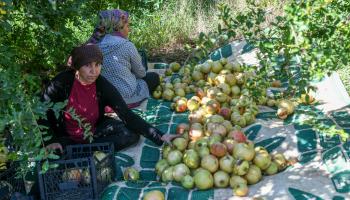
[42,44,174,152]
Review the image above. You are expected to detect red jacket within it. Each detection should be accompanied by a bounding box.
[41,69,163,146]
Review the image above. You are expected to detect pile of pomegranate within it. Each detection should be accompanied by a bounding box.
[152,59,297,196]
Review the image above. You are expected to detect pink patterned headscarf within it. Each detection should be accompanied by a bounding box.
[87,9,129,44]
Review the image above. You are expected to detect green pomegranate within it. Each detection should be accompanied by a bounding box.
[161,166,174,182]
[155,159,169,176]
[265,161,278,175]
[229,175,247,188]
[167,150,183,166]
[181,175,194,189]
[201,154,219,173]
[123,167,139,181]
[194,169,214,190]
[213,170,230,188]
[183,149,200,169]
[244,165,262,185]
[172,163,190,182]
[233,143,255,161]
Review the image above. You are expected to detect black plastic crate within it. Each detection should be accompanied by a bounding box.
[38,157,96,200]
[38,143,115,200]
[65,142,115,197]
[0,162,26,200]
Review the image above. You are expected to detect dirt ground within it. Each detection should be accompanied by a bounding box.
[147,42,192,64]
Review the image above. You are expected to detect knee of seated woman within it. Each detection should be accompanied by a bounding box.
[129,133,140,144]
[114,133,140,150]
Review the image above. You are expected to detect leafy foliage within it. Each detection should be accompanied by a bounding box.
[0,66,63,174]
[0,0,113,174]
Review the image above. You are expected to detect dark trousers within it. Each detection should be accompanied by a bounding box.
[93,116,140,151]
[142,72,160,94]
[54,116,140,151]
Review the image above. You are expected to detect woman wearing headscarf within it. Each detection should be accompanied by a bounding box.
[87,9,159,108]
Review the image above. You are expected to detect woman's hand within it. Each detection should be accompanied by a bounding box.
[46,143,63,154]
[161,134,181,145]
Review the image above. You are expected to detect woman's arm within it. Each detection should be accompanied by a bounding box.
[126,41,146,78]
[40,70,73,145]
[100,77,164,145]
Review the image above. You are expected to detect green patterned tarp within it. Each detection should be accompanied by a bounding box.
[101,41,350,200]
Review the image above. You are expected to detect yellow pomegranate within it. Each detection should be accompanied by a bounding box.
[278,99,295,115]
[300,93,316,104]
[277,107,288,119]
[143,190,165,200]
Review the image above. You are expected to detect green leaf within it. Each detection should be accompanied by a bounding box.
[43,136,52,141]
[47,153,60,160]
[263,42,274,49]
[41,160,49,174]
[49,163,59,169]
